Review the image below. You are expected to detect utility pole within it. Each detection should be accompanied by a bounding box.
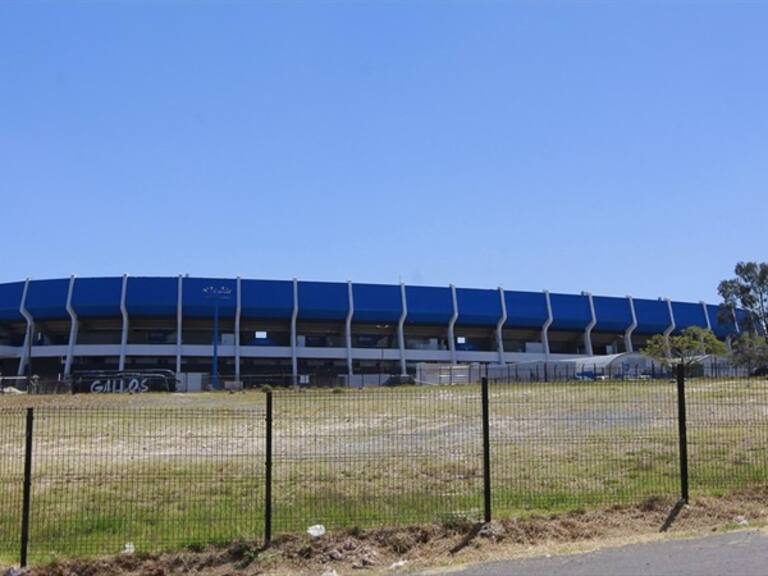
[203,285,232,391]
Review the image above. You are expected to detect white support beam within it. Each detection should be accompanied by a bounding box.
[176,275,183,378]
[584,291,596,356]
[345,281,354,380]
[291,277,299,384]
[448,284,458,366]
[118,274,129,371]
[542,290,553,359]
[701,301,712,331]
[695,300,710,353]
[64,275,78,377]
[496,287,507,365]
[663,298,676,358]
[17,278,33,377]
[625,295,637,353]
[398,283,408,376]
[235,276,242,381]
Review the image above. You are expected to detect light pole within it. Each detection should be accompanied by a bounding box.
[203,285,232,391]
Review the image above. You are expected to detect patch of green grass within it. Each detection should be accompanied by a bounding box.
[16,462,264,563]
[0,379,766,564]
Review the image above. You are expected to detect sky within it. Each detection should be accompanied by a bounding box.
[0,1,766,303]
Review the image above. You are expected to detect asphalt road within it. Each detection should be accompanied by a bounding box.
[439,530,768,576]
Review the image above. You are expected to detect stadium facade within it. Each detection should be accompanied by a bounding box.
[0,276,744,382]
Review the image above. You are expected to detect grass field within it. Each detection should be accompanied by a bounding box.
[1,377,766,565]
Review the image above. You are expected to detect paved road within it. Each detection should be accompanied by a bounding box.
[438,530,768,576]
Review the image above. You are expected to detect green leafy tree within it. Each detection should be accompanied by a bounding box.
[730,332,768,372]
[718,261,768,372]
[642,326,727,367]
[718,261,768,335]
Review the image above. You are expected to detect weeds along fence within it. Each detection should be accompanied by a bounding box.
[1,367,767,566]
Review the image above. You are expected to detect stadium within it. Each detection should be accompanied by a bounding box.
[0,275,744,389]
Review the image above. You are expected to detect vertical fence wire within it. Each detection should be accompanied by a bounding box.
[0,409,26,566]
[490,376,680,515]
[26,407,264,563]
[686,366,768,495]
[271,385,484,533]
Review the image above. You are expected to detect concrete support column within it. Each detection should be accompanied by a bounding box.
[542,290,553,359]
[496,287,507,365]
[625,296,637,353]
[17,278,33,377]
[701,301,712,332]
[345,281,354,380]
[398,283,408,376]
[64,275,78,377]
[727,308,742,352]
[448,284,458,366]
[663,298,676,358]
[291,278,299,384]
[699,300,713,354]
[584,292,596,356]
[235,276,242,381]
[118,274,129,371]
[176,275,183,379]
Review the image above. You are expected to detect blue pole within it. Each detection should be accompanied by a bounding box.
[212,298,219,390]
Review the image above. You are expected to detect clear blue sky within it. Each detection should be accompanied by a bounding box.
[1,1,765,303]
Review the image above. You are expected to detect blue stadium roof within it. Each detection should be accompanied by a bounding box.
[0,276,740,337]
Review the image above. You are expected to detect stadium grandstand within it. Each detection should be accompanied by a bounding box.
[0,276,746,388]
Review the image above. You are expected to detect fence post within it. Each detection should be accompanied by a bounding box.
[676,363,689,503]
[264,390,273,547]
[480,377,492,523]
[20,407,34,568]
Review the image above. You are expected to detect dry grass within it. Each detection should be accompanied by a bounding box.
[0,378,766,566]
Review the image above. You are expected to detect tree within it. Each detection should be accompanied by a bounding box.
[718,261,768,335]
[730,332,768,372]
[642,326,727,367]
[718,261,768,373]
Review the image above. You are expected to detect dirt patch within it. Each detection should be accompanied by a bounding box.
[11,489,768,576]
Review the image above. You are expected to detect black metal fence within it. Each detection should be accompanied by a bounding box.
[1,367,767,567]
